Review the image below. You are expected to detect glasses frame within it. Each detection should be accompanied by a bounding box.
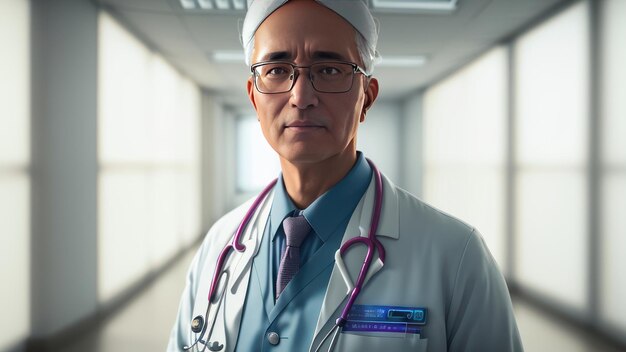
[250,60,370,94]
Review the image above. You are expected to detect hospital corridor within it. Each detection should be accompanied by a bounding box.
[1,0,625,351]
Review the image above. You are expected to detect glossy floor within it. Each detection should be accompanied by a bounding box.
[59,249,625,352]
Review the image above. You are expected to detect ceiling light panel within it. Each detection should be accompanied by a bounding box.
[179,0,249,11]
[232,0,246,10]
[215,0,231,10]
[180,0,196,10]
[371,0,458,13]
[180,0,453,13]
[197,0,213,9]
[378,55,428,67]
[211,50,246,63]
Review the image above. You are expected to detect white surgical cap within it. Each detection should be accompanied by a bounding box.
[241,0,380,69]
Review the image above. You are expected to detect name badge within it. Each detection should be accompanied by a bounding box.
[342,304,427,335]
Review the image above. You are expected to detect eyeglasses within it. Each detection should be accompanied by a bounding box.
[250,61,370,94]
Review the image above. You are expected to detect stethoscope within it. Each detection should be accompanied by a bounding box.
[184,158,385,352]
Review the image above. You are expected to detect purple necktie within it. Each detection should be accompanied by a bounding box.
[276,215,311,299]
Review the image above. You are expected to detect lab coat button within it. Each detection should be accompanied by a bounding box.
[267,331,280,345]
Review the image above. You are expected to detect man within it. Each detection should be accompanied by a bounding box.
[168,0,523,351]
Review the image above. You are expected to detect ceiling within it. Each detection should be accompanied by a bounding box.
[95,0,571,107]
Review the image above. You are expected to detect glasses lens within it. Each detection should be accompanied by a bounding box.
[253,62,356,93]
[254,63,293,93]
[310,62,354,93]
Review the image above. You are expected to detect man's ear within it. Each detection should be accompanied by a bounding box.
[247,77,259,113]
[361,77,379,122]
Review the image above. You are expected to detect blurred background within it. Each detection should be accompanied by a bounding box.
[1,0,625,351]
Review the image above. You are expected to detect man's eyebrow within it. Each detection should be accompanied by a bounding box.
[262,51,291,61]
[260,51,348,62]
[312,51,347,61]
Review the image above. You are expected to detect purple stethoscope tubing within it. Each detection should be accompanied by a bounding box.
[207,177,278,303]
[202,158,385,349]
[335,158,385,327]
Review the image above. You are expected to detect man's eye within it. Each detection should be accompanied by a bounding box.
[266,66,289,76]
[318,66,341,75]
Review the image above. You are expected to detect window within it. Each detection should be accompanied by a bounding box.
[423,47,508,270]
[98,12,201,302]
[513,1,589,310]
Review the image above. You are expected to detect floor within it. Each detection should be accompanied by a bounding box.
[58,249,625,352]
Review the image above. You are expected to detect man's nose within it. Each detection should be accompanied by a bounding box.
[289,70,319,109]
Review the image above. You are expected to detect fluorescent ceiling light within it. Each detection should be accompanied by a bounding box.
[372,0,458,12]
[184,0,453,12]
[378,55,428,67]
[180,0,196,10]
[232,0,246,10]
[197,0,213,9]
[212,50,246,63]
[182,0,248,11]
[215,0,230,10]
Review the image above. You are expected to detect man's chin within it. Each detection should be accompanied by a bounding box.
[277,147,355,168]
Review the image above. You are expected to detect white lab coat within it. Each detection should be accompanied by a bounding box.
[168,173,523,351]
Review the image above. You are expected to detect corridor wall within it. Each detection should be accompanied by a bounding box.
[0,1,30,350]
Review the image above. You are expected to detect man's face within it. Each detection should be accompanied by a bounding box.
[247,0,379,166]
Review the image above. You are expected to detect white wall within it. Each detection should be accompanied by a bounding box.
[30,0,99,337]
[359,101,402,183]
[400,93,423,197]
[201,93,219,231]
[600,0,626,334]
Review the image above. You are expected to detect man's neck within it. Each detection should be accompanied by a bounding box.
[280,150,357,209]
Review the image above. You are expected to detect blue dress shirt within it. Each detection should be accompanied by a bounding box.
[235,152,372,351]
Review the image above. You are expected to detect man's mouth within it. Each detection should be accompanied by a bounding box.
[284,120,325,129]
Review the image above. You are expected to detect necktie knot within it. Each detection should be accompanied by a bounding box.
[282,215,311,248]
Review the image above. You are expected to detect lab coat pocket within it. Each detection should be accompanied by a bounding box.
[335,333,428,352]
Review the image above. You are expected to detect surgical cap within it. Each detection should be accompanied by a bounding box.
[241,0,380,69]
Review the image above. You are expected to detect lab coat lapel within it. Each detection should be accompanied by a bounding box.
[213,191,274,352]
[310,174,399,349]
[230,192,273,292]
[251,217,275,320]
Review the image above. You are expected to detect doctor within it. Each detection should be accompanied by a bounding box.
[168,0,523,351]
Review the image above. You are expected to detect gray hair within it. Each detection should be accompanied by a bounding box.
[354,29,380,75]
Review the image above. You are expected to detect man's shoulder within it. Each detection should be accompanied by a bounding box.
[386,179,499,281]
[385,178,476,249]
[389,180,473,232]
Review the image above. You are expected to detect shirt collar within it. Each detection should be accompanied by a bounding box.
[268,152,372,243]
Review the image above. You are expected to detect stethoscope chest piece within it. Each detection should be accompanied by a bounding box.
[191,315,204,333]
